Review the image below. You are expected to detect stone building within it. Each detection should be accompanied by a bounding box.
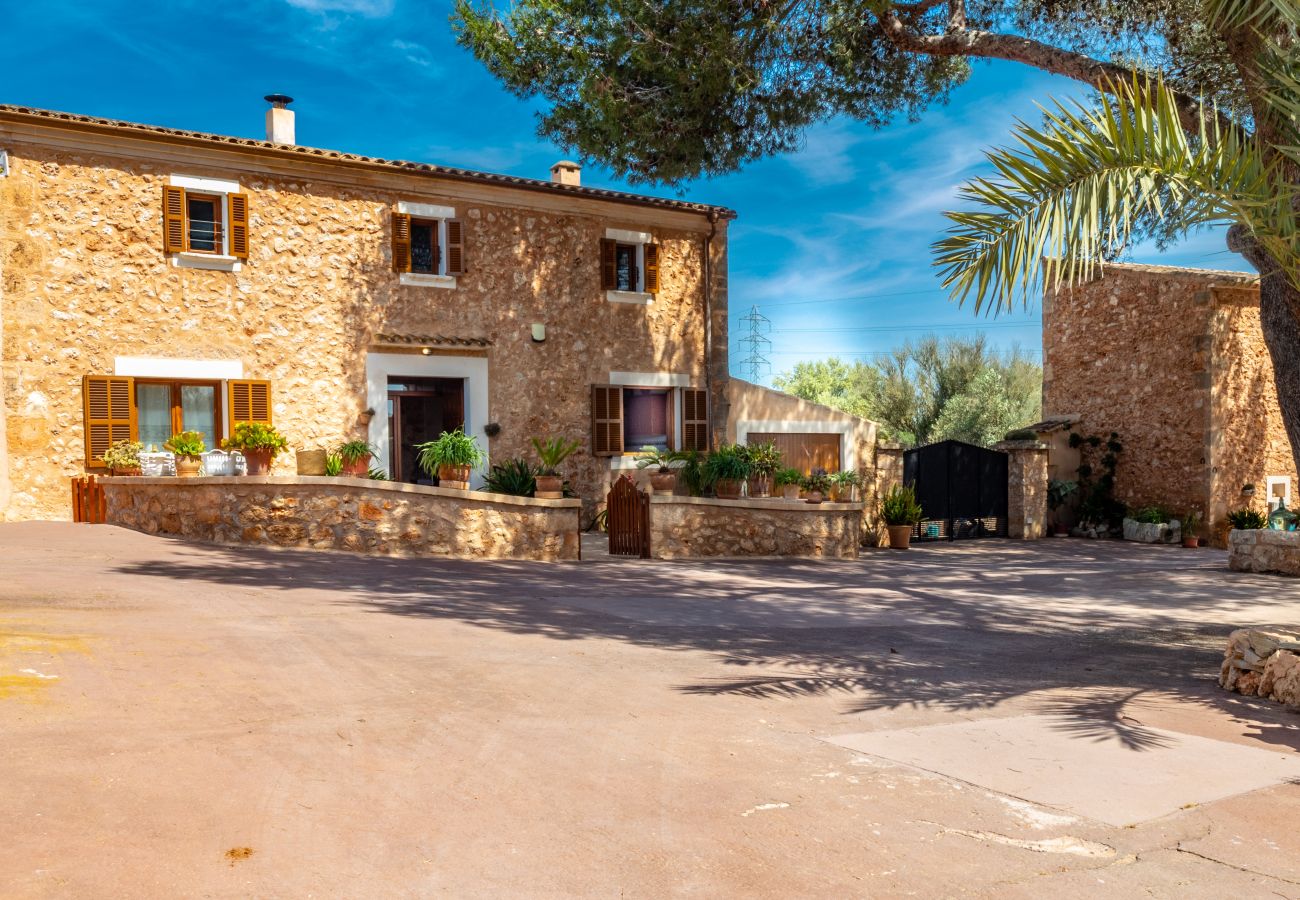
[0,98,740,520]
[1041,262,1298,533]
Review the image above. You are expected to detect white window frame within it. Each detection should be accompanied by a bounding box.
[605,227,653,303]
[1265,475,1292,511]
[168,174,243,272]
[399,201,457,289]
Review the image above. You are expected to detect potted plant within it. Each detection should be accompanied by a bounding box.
[336,440,374,477]
[1228,508,1268,530]
[704,444,751,499]
[531,436,582,498]
[744,441,781,498]
[635,445,683,494]
[102,439,144,476]
[828,470,863,502]
[881,483,923,549]
[775,467,803,501]
[802,469,831,503]
[416,428,485,490]
[222,422,289,476]
[1181,509,1202,548]
[1047,478,1077,536]
[165,430,206,478]
[483,458,540,496]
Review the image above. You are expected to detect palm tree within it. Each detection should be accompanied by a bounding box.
[933,0,1300,473]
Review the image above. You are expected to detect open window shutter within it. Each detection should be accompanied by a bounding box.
[162,185,186,253]
[445,219,465,275]
[591,385,624,457]
[681,388,708,452]
[600,238,617,290]
[228,380,273,425]
[392,212,412,273]
[227,192,250,259]
[643,243,660,294]
[83,376,136,466]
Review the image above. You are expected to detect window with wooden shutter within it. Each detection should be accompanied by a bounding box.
[83,375,137,466]
[392,212,412,273]
[600,238,618,291]
[228,380,272,425]
[445,219,465,275]
[591,384,624,456]
[227,192,250,259]
[163,185,187,253]
[643,243,660,294]
[681,388,708,452]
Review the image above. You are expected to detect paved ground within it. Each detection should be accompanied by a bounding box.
[3,522,1299,898]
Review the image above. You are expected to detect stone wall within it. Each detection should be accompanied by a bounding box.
[1228,528,1300,576]
[648,495,862,559]
[1220,629,1300,708]
[996,440,1048,540]
[0,131,718,521]
[1044,263,1296,535]
[102,476,582,561]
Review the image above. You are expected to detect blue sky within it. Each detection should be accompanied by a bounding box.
[2,0,1251,385]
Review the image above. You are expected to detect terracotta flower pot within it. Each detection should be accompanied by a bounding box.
[714,478,743,500]
[650,472,676,494]
[243,448,273,476]
[341,457,369,477]
[112,466,142,477]
[438,463,472,490]
[887,524,913,549]
[781,484,801,501]
[175,457,202,478]
[1182,536,1200,548]
[535,474,564,499]
[805,490,824,504]
[747,475,772,499]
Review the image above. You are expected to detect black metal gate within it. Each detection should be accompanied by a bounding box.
[902,440,1009,541]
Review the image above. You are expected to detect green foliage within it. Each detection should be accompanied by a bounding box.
[1075,431,1125,529]
[1182,509,1202,534]
[336,440,373,464]
[416,429,485,476]
[634,446,683,473]
[1004,428,1038,441]
[165,430,206,459]
[324,453,343,477]
[367,467,388,481]
[829,469,862,487]
[102,439,143,470]
[483,458,540,496]
[742,440,783,476]
[676,450,715,497]
[774,336,1041,448]
[704,444,753,483]
[1130,505,1171,524]
[531,436,582,475]
[802,469,831,494]
[774,467,804,488]
[881,483,924,526]
[1047,478,1078,510]
[1228,508,1268,529]
[222,423,288,455]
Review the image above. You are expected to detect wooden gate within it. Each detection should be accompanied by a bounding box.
[71,474,107,524]
[606,474,651,558]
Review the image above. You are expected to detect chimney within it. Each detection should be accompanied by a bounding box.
[550,160,581,187]
[264,94,295,145]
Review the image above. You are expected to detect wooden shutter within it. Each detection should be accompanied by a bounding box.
[445,219,465,275]
[83,376,136,466]
[681,388,708,452]
[227,192,250,259]
[643,243,660,294]
[392,212,412,273]
[600,238,617,290]
[591,385,624,457]
[228,380,272,425]
[162,185,186,253]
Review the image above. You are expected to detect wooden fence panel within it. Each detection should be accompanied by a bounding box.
[71,475,107,524]
[606,475,650,558]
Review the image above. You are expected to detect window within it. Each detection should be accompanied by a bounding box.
[1266,475,1292,511]
[185,194,222,253]
[614,243,638,292]
[590,385,707,456]
[135,381,221,452]
[162,180,249,262]
[600,231,660,299]
[393,205,465,283]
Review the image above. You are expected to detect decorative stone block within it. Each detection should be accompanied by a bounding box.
[1122,518,1182,544]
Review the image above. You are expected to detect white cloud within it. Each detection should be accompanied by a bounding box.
[783,121,867,187]
[391,39,439,72]
[284,0,394,16]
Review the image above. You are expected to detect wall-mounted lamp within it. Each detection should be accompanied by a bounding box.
[531,323,546,343]
[421,346,433,356]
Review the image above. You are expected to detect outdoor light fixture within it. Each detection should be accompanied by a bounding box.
[531,324,546,343]
[421,347,433,356]
[0,150,8,178]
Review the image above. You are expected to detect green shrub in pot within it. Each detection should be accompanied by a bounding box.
[483,458,540,496]
[416,428,485,487]
[103,439,144,475]
[336,440,374,476]
[222,422,289,476]
[704,444,752,499]
[1227,508,1267,530]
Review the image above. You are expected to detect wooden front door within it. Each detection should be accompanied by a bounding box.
[387,377,466,483]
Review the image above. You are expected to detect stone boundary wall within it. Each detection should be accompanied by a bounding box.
[1228,528,1300,576]
[648,496,862,559]
[993,440,1048,540]
[1220,629,1300,708]
[102,476,582,561]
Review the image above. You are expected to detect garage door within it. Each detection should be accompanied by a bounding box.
[747,432,841,475]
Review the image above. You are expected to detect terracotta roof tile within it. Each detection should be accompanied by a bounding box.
[374,333,492,348]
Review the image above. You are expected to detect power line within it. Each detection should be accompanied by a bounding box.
[738,305,773,380]
[771,319,1039,334]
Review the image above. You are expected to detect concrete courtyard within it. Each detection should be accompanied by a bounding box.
[2,522,1298,897]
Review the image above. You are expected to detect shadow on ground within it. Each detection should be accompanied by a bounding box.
[115,537,1300,753]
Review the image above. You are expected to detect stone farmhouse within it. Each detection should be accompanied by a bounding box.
[0,98,879,522]
[1040,262,1298,534]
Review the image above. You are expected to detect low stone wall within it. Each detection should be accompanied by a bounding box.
[1220,629,1300,708]
[1228,528,1300,576]
[648,496,862,559]
[102,476,582,561]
